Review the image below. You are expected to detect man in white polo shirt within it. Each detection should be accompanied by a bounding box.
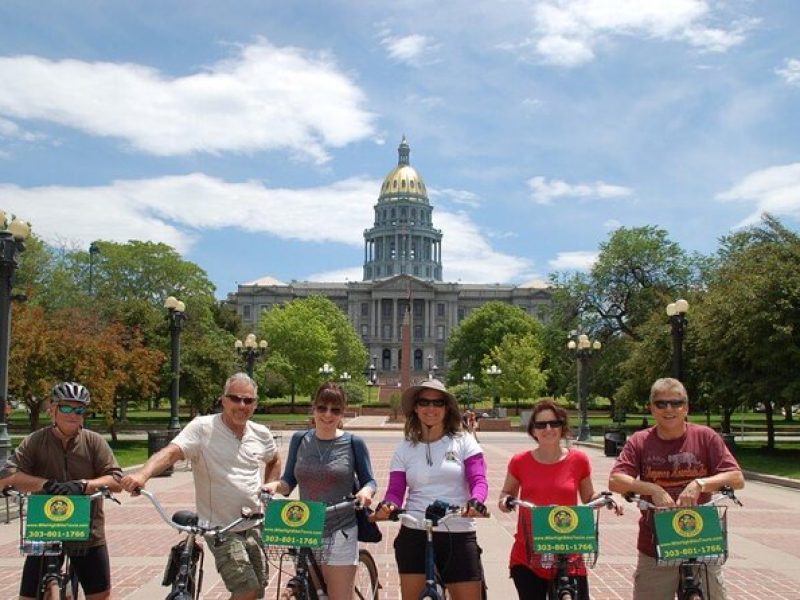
[121,372,280,600]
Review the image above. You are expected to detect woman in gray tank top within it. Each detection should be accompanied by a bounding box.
[263,383,377,600]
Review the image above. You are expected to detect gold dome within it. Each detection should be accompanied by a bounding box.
[379,136,428,202]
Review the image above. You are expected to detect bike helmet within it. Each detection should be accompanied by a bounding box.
[51,382,90,405]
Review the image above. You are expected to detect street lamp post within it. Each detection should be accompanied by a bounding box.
[0,211,31,463]
[164,296,186,436]
[568,333,602,442]
[666,299,690,381]
[366,361,376,403]
[339,371,351,384]
[462,372,475,409]
[88,242,100,295]
[485,364,502,417]
[318,363,334,380]
[235,333,268,379]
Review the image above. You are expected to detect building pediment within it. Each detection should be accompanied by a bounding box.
[371,274,436,294]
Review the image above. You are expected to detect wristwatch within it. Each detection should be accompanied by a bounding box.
[694,478,707,492]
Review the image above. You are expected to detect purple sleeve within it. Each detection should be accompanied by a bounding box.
[383,470,407,507]
[464,453,488,503]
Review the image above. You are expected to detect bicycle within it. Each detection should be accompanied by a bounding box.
[504,492,619,600]
[4,485,120,600]
[266,496,380,600]
[138,489,267,600]
[373,500,488,600]
[624,486,742,600]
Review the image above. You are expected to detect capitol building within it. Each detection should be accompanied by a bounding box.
[228,137,552,379]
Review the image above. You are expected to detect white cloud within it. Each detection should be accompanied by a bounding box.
[2,174,531,283]
[528,176,633,204]
[776,58,800,86]
[429,187,481,208]
[603,218,622,229]
[716,163,800,227]
[0,39,375,162]
[548,250,598,271]
[379,32,439,67]
[531,0,749,67]
[308,266,363,282]
[0,117,46,142]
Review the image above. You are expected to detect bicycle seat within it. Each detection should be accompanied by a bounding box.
[172,510,199,526]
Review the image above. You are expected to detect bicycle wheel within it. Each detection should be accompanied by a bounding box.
[354,549,380,599]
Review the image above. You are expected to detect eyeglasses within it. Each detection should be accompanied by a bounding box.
[532,419,564,430]
[226,394,257,406]
[57,404,87,415]
[653,399,687,410]
[314,405,343,415]
[416,398,446,408]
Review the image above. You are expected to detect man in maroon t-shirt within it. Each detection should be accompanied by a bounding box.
[609,378,744,600]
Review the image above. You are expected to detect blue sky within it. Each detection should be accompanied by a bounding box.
[1,1,799,297]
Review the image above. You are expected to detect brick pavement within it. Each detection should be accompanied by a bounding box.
[0,430,797,599]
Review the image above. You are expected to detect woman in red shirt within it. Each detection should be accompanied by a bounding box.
[497,400,604,600]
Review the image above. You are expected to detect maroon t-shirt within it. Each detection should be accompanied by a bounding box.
[610,423,741,556]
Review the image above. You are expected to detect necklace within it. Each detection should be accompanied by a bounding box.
[313,435,335,464]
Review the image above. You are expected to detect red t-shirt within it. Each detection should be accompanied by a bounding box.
[610,423,741,556]
[507,448,591,577]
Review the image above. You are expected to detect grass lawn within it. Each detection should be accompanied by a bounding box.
[733,442,800,479]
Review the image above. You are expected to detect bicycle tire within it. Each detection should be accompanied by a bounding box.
[354,549,380,600]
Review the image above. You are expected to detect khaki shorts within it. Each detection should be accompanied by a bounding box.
[633,552,727,600]
[207,527,267,598]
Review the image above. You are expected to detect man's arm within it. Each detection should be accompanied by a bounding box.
[264,455,281,483]
[7,471,48,494]
[120,443,184,492]
[609,472,675,507]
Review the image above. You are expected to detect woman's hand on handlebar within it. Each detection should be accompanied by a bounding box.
[497,494,515,513]
[372,500,399,521]
[464,498,489,517]
[355,487,374,509]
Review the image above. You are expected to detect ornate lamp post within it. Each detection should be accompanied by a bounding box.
[164,296,186,436]
[366,361,376,403]
[88,241,100,295]
[234,333,268,379]
[427,354,438,380]
[666,299,689,381]
[339,371,351,384]
[485,364,502,417]
[318,363,334,380]
[568,333,601,442]
[0,211,30,463]
[462,372,475,408]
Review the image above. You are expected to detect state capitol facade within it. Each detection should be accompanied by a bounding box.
[228,137,552,380]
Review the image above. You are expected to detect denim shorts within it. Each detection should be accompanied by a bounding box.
[318,524,359,566]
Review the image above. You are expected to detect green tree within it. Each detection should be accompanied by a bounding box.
[691,215,800,447]
[446,301,543,387]
[484,333,548,410]
[258,296,367,408]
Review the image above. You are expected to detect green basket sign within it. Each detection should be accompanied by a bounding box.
[263,500,326,548]
[25,495,92,541]
[532,506,597,554]
[653,506,725,561]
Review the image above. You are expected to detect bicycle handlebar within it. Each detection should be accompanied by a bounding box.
[2,485,119,503]
[623,485,742,510]
[504,491,618,512]
[138,489,265,538]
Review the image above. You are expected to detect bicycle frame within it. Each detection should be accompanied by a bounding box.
[5,486,119,600]
[625,486,742,600]
[506,493,617,600]
[139,489,265,600]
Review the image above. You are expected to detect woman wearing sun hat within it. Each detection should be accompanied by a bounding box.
[375,379,489,600]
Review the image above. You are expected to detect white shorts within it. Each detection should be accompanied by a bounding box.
[319,524,359,566]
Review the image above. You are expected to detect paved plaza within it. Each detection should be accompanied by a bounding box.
[0,428,798,599]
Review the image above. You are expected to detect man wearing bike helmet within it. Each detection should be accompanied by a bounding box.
[3,381,123,600]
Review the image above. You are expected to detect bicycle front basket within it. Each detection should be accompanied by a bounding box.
[653,506,728,566]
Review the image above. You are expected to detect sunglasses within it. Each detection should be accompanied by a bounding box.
[57,404,87,415]
[314,405,343,415]
[416,398,446,408]
[226,394,257,406]
[532,419,564,430]
[653,399,687,410]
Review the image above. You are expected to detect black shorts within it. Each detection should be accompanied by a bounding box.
[20,544,111,597]
[510,565,589,600]
[394,525,483,584]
